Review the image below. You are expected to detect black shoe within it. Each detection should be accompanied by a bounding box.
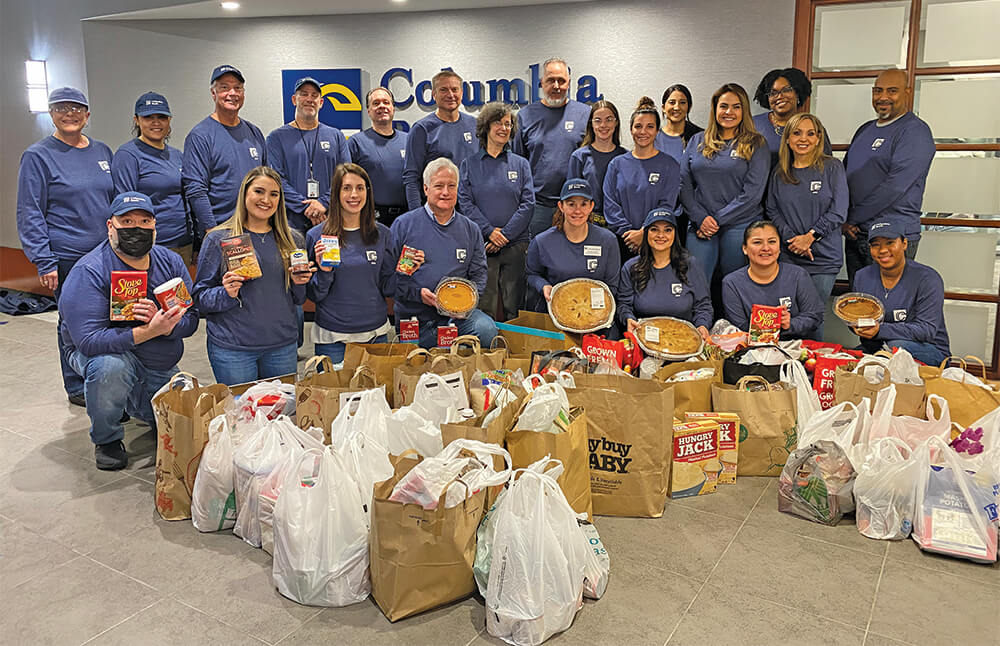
[119,411,130,424]
[68,393,86,407]
[95,441,128,471]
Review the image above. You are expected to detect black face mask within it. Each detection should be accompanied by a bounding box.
[112,225,154,258]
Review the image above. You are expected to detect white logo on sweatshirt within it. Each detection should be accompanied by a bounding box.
[400,149,406,159]
[894,309,907,321]
[249,147,259,160]
[463,132,473,143]
[564,121,575,132]
[810,181,822,194]
[320,141,330,151]
[779,296,792,309]
[456,248,467,262]
[648,173,660,185]
[586,258,598,272]
[671,283,683,296]
[366,250,378,263]
[98,160,110,172]
[508,171,518,181]
[871,138,885,150]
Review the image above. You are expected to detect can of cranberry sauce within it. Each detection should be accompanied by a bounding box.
[153,277,193,311]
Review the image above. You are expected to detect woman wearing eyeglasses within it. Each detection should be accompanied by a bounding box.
[567,100,627,228]
[752,68,831,169]
[15,87,115,406]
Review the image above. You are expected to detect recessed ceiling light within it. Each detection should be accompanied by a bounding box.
[391,0,407,4]
[221,2,240,9]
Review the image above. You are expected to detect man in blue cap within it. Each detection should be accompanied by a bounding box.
[60,192,200,470]
[182,64,267,241]
[850,219,950,365]
[265,76,351,235]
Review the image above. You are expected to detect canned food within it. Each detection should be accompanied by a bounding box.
[153,277,193,311]
[289,248,309,271]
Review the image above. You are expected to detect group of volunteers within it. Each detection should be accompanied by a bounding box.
[16,57,949,470]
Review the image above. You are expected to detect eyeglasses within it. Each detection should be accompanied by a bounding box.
[592,117,617,125]
[51,104,87,114]
[768,86,796,99]
[494,122,513,130]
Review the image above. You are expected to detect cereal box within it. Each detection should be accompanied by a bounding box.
[670,420,720,498]
[749,304,782,345]
[685,412,740,484]
[110,270,147,321]
[221,233,262,279]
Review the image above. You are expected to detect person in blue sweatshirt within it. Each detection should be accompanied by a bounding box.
[193,166,314,385]
[655,84,704,164]
[306,163,395,364]
[112,92,190,263]
[60,192,199,470]
[752,68,831,170]
[16,86,115,406]
[567,100,627,228]
[604,96,681,259]
[721,220,824,340]
[391,157,496,348]
[618,209,713,337]
[512,58,591,238]
[458,102,534,321]
[851,220,950,365]
[349,87,408,225]
[766,112,848,337]
[403,71,478,210]
[182,65,267,238]
[266,77,351,235]
[681,83,770,285]
[843,69,935,283]
[525,178,621,315]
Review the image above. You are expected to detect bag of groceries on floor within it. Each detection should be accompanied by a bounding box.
[796,399,870,468]
[711,376,798,476]
[854,438,917,540]
[235,379,296,421]
[272,447,371,607]
[389,438,512,510]
[919,355,1000,429]
[777,440,856,526]
[327,388,394,520]
[191,414,243,532]
[868,386,951,451]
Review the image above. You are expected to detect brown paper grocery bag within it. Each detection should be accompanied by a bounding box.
[711,376,797,477]
[369,452,485,622]
[565,374,674,517]
[919,356,1000,430]
[833,360,926,418]
[429,334,506,374]
[506,405,593,520]
[393,349,471,407]
[495,310,578,355]
[342,342,413,390]
[152,373,231,520]
[653,359,723,418]
[295,358,378,443]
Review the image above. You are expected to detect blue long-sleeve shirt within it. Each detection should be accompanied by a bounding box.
[458,149,535,244]
[852,260,950,356]
[111,139,189,248]
[60,242,199,370]
[721,263,824,339]
[16,136,115,275]
[182,116,267,235]
[348,127,407,207]
[752,112,833,170]
[617,255,713,329]
[402,113,478,209]
[679,133,770,231]
[193,228,305,351]
[305,223,395,333]
[511,100,591,206]
[603,152,681,235]
[765,160,849,275]
[524,224,621,312]
[265,123,350,233]
[844,112,935,237]
[567,145,627,214]
[653,132,685,164]
[389,206,488,321]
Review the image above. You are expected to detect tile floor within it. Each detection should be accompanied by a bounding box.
[2,310,998,646]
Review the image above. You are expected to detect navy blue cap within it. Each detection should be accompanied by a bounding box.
[110,192,155,218]
[294,77,322,93]
[643,208,677,229]
[48,86,88,108]
[868,220,905,242]
[134,91,171,117]
[559,177,593,201]
[210,64,245,84]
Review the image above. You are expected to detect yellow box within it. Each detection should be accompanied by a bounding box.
[685,412,740,485]
[669,420,720,498]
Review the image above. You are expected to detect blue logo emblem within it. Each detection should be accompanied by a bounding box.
[281,68,363,131]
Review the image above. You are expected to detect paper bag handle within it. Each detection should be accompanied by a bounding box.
[167,371,198,390]
[490,335,509,351]
[736,375,772,391]
[302,355,334,377]
[964,355,989,380]
[937,355,966,372]
[350,365,377,388]
[449,335,481,356]
[404,348,431,366]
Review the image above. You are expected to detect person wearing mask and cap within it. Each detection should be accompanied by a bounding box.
[349,87,409,226]
[16,86,115,407]
[182,64,267,239]
[618,208,712,339]
[850,219,950,365]
[402,71,479,210]
[112,92,190,264]
[60,192,199,470]
[266,76,351,235]
[513,58,591,238]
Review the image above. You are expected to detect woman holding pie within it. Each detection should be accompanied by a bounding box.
[617,208,712,339]
[721,220,823,340]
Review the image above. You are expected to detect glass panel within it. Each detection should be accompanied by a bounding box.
[813,2,910,72]
[914,75,1000,143]
[915,230,999,292]
[923,152,1000,216]
[812,79,878,145]
[920,0,1000,66]
[944,300,995,366]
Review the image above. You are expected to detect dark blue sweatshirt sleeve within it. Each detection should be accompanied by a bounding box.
[466,220,488,294]
[61,264,135,356]
[402,123,428,210]
[15,150,57,275]
[181,131,217,236]
[567,151,583,185]
[379,231,397,299]
[111,148,140,194]
[721,273,750,331]
[714,144,769,228]
[617,262,637,325]
[816,161,849,238]
[787,270,823,338]
[603,236,622,297]
[849,126,936,227]
[525,237,549,296]
[878,270,945,344]
[688,258,714,329]
[679,139,711,229]
[501,160,535,241]
[193,231,240,313]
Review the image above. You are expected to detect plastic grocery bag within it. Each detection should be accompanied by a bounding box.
[517,381,571,434]
[272,447,371,606]
[236,380,297,421]
[390,438,512,510]
[796,399,869,467]
[950,406,1000,459]
[854,438,917,540]
[328,388,394,521]
[869,386,951,452]
[409,373,465,425]
[387,407,444,458]
[580,522,609,600]
[781,360,821,429]
[777,440,856,526]
[191,415,239,532]
[887,348,923,385]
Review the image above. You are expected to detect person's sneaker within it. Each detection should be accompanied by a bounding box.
[68,393,86,407]
[95,441,127,471]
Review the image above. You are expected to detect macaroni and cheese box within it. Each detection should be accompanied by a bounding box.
[110,270,147,321]
[221,233,263,279]
[749,304,782,345]
[685,412,740,484]
[669,420,720,498]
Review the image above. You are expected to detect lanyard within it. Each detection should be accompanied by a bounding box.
[293,120,321,180]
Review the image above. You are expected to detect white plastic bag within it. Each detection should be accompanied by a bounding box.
[389,438,512,510]
[942,366,992,390]
[796,399,869,466]
[854,438,917,540]
[886,348,923,385]
[868,386,951,452]
[781,360,821,430]
[517,382,570,434]
[580,522,609,600]
[272,447,371,606]
[409,373,465,425]
[328,388,394,522]
[237,380,297,421]
[192,415,238,532]
[387,407,444,458]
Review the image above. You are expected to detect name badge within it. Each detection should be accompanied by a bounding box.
[671,283,683,296]
[893,309,907,321]
[306,179,320,198]
[583,245,602,257]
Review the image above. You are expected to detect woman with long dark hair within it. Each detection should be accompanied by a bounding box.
[567,100,626,227]
[654,84,704,163]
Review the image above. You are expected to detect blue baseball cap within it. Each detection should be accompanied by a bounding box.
[559,177,593,201]
[867,220,905,242]
[294,77,322,93]
[210,64,245,84]
[643,208,677,229]
[134,91,171,117]
[48,86,88,108]
[110,192,155,218]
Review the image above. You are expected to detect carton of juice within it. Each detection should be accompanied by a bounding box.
[670,420,720,498]
[685,412,740,484]
[749,304,782,345]
[110,270,147,321]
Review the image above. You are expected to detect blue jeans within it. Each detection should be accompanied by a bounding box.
[206,340,298,386]
[407,310,498,349]
[67,350,175,446]
[860,339,946,366]
[686,226,747,281]
[528,203,556,239]
[809,272,838,341]
[315,334,388,365]
[56,258,85,397]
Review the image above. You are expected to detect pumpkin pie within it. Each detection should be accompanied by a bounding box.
[436,278,478,317]
[636,316,703,359]
[834,293,884,326]
[549,278,614,332]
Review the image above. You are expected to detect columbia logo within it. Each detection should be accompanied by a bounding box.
[145,100,163,105]
[123,197,142,203]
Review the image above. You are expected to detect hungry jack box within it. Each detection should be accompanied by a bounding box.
[670,420,720,498]
[685,412,739,484]
[110,270,147,321]
[749,304,782,345]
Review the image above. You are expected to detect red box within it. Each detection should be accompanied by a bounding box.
[400,317,419,344]
[749,304,782,345]
[110,270,147,321]
[437,325,458,348]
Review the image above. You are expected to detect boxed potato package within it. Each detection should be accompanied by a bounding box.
[669,420,720,499]
[685,412,740,484]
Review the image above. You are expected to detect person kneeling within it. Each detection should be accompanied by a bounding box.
[61,192,199,470]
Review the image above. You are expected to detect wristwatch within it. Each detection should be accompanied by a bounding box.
[809,228,821,241]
